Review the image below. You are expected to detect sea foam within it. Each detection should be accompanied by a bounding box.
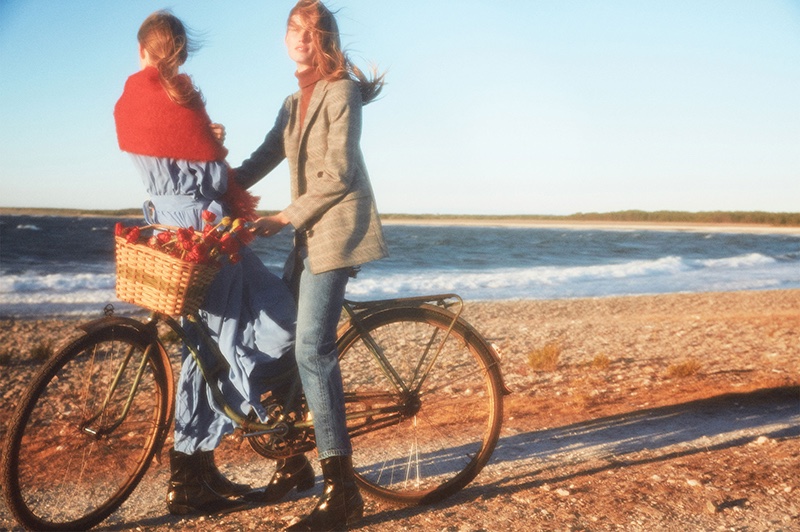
[2,214,798,317]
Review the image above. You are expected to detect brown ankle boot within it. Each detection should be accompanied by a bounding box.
[249,454,315,503]
[285,455,363,531]
[199,450,253,497]
[166,449,249,516]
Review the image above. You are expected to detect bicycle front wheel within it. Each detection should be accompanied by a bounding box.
[1,325,171,531]
[337,305,504,505]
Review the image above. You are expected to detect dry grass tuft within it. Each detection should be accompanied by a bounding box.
[30,341,53,363]
[590,353,611,370]
[528,341,562,371]
[666,359,701,378]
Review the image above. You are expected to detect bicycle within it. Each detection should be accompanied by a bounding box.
[1,292,509,531]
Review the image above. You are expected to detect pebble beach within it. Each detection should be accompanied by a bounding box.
[1,289,798,530]
[3,288,797,435]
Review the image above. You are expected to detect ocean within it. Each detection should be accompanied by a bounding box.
[1,214,799,318]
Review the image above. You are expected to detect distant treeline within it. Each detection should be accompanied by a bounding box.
[564,210,800,226]
[0,207,145,218]
[381,210,800,226]
[2,208,799,226]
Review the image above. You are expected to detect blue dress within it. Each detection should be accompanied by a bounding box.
[130,154,296,454]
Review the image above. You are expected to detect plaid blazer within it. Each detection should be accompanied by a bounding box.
[236,79,388,274]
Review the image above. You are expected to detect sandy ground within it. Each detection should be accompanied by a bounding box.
[1,289,798,531]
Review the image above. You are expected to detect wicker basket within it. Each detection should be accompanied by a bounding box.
[115,235,219,316]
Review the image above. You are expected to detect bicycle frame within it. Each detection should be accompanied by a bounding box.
[79,342,159,438]
[340,294,463,396]
[76,293,476,449]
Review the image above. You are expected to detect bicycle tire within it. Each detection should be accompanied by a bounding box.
[336,304,504,505]
[1,325,171,531]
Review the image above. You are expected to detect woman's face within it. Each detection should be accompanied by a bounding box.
[285,15,315,71]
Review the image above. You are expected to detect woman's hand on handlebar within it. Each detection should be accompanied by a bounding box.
[250,213,290,238]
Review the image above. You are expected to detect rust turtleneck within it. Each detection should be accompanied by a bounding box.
[296,68,322,129]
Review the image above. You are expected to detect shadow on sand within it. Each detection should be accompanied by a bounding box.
[355,385,799,529]
[93,386,798,530]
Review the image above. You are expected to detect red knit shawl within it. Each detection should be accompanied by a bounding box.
[114,67,258,219]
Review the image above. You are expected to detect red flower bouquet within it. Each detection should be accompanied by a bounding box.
[114,211,254,266]
[114,211,255,315]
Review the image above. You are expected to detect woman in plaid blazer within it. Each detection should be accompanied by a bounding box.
[234,1,387,530]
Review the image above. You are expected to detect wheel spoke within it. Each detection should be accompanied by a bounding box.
[337,306,503,504]
[1,326,169,531]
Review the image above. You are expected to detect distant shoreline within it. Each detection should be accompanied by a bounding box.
[2,207,800,235]
[0,207,145,219]
[381,217,800,235]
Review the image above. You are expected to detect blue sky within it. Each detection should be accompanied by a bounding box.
[1,0,799,215]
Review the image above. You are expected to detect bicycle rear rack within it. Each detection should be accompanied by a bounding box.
[343,293,463,318]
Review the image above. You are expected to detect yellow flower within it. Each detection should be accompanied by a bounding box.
[232,218,246,232]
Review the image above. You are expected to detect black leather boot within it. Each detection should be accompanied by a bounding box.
[248,454,315,503]
[198,450,253,497]
[285,455,364,531]
[166,449,249,516]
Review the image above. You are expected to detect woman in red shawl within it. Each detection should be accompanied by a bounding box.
[114,11,297,517]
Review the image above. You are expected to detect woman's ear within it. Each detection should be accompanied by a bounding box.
[138,44,150,69]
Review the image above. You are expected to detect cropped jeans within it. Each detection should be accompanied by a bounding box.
[292,247,352,460]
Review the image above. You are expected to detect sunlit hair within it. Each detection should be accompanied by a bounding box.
[137,10,203,106]
[289,0,385,104]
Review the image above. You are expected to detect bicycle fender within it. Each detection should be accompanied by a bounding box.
[467,331,513,396]
[441,311,512,396]
[77,315,155,337]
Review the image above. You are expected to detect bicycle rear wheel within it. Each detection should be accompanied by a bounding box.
[336,305,504,505]
[1,324,171,531]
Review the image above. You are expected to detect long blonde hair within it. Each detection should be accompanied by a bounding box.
[289,0,385,104]
[137,10,202,106]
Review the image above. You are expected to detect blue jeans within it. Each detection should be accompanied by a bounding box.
[294,248,352,459]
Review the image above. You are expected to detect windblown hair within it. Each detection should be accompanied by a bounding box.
[137,10,202,106]
[289,0,385,104]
